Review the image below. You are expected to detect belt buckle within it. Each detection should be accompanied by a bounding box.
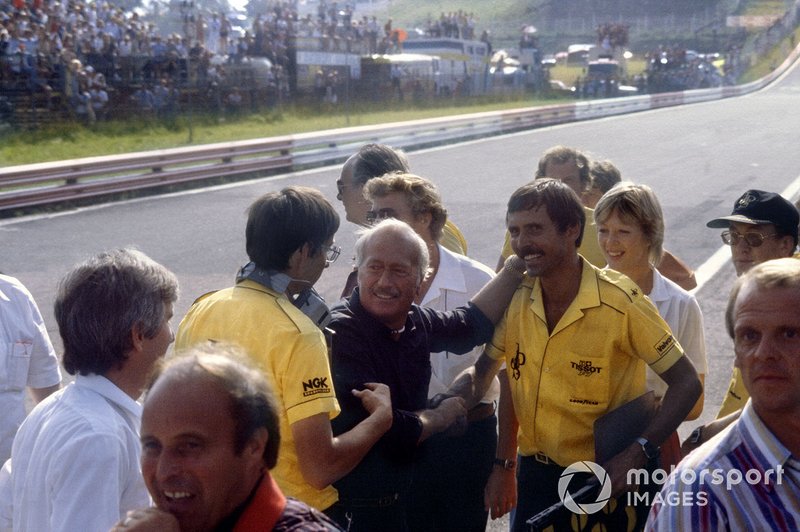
[534,452,550,465]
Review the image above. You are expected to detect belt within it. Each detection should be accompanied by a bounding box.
[534,451,553,465]
[338,493,400,508]
[467,401,496,423]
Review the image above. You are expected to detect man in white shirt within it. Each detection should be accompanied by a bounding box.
[2,248,179,532]
[0,274,61,464]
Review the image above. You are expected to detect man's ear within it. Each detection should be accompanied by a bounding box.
[245,427,269,467]
[130,323,146,353]
[778,235,796,257]
[287,243,312,275]
[566,222,582,246]
[416,211,433,231]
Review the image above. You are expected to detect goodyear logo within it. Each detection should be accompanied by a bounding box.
[302,377,330,397]
[654,334,676,356]
[571,360,602,376]
[569,398,599,406]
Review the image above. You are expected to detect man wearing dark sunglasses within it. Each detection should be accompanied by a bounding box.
[683,189,799,452]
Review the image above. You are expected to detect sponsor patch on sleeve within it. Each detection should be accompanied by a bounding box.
[302,376,331,397]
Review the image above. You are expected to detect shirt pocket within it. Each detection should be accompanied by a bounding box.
[565,354,611,413]
[3,341,32,390]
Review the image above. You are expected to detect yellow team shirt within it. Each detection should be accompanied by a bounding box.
[486,259,684,466]
[501,205,606,268]
[175,280,340,510]
[716,367,748,418]
[441,219,468,256]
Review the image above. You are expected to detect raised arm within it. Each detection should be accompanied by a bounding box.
[470,256,525,325]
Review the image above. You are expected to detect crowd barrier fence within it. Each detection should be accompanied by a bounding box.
[1,43,797,214]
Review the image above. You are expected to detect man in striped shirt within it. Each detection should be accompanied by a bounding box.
[646,258,800,530]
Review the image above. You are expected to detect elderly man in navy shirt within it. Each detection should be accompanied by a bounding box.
[326,219,525,531]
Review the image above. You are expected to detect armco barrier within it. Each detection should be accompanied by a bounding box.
[1,44,798,214]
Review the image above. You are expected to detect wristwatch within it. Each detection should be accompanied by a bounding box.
[687,426,704,445]
[493,458,516,470]
[635,437,660,461]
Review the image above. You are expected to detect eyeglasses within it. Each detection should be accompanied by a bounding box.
[365,208,397,225]
[325,244,341,265]
[720,230,779,247]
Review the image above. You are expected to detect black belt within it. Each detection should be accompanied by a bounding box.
[338,492,401,508]
[520,451,561,467]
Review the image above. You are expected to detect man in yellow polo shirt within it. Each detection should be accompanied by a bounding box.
[450,179,701,531]
[495,145,605,270]
[175,187,393,513]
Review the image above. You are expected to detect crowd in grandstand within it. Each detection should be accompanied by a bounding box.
[0,0,492,121]
[0,0,760,124]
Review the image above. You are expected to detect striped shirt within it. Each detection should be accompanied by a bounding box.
[646,400,800,531]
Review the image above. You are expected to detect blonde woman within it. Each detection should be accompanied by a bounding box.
[595,182,707,465]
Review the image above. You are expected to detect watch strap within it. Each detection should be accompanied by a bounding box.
[493,458,516,470]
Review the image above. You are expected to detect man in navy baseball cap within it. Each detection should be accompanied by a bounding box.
[684,189,800,454]
[707,189,799,276]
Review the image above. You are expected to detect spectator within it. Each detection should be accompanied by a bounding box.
[110,344,343,531]
[336,143,470,298]
[326,219,524,530]
[364,173,500,531]
[2,248,178,532]
[684,190,799,452]
[496,145,607,270]
[582,159,621,209]
[89,80,108,120]
[594,182,707,466]
[647,258,800,530]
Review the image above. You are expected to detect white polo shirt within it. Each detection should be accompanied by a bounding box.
[8,374,149,532]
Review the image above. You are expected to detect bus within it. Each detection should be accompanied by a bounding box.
[400,37,490,95]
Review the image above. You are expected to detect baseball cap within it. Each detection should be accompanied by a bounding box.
[706,189,799,238]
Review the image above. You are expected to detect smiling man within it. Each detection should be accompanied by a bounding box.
[112,345,343,532]
[449,179,701,531]
[325,219,524,531]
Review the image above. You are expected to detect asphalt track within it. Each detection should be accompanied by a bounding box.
[3,55,800,530]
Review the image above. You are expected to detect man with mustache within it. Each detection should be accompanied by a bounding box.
[450,179,701,531]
